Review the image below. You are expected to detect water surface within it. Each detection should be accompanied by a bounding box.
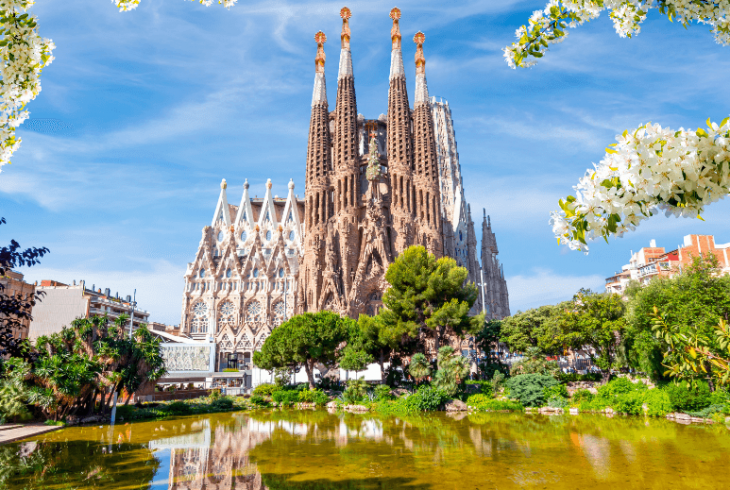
[3,410,730,489]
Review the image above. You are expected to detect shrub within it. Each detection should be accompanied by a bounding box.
[466,395,523,412]
[374,384,393,401]
[464,380,493,397]
[613,392,644,415]
[544,384,568,400]
[558,372,602,383]
[210,397,234,411]
[572,389,595,403]
[644,389,673,417]
[249,395,268,407]
[505,374,558,407]
[491,371,506,393]
[547,395,569,409]
[253,383,280,397]
[298,388,329,406]
[665,381,711,412]
[686,404,727,419]
[466,393,492,410]
[709,388,730,406]
[164,401,193,416]
[208,389,222,401]
[596,377,641,398]
[343,378,368,404]
[272,390,299,407]
[413,385,449,411]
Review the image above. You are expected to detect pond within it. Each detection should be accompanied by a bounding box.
[3,410,730,489]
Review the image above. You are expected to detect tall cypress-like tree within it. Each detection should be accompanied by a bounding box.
[379,246,483,367]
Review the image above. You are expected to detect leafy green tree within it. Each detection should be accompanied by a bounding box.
[253,311,354,389]
[626,253,730,385]
[5,314,164,421]
[348,314,418,383]
[380,246,483,367]
[499,303,568,355]
[509,346,561,377]
[474,319,509,379]
[558,290,628,382]
[433,346,470,397]
[408,353,431,385]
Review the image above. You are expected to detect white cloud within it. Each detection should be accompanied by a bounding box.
[21,260,186,326]
[506,268,605,312]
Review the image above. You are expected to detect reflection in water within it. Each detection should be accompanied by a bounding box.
[3,411,730,489]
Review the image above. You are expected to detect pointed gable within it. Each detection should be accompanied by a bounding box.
[235,179,255,228]
[258,179,278,230]
[211,179,232,227]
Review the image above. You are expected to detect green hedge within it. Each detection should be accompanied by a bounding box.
[505,374,558,407]
[253,383,281,396]
[466,394,523,412]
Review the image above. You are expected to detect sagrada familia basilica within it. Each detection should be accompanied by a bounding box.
[167,8,509,378]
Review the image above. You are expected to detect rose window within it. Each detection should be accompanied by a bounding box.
[218,301,236,328]
[191,302,208,334]
[246,301,262,322]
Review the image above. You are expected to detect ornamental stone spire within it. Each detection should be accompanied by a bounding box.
[387,7,415,253]
[413,31,429,105]
[338,6,353,80]
[312,31,328,106]
[389,7,404,79]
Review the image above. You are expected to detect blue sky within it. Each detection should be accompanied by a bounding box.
[2,0,730,324]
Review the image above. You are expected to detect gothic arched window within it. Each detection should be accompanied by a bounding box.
[278,268,284,278]
[253,268,259,278]
[246,301,262,322]
[190,302,209,333]
[218,301,236,328]
[199,269,206,279]
[266,230,272,241]
[226,268,232,278]
[289,230,295,240]
[217,231,224,242]
[241,231,247,241]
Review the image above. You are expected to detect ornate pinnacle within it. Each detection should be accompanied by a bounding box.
[414,31,426,75]
[340,7,351,50]
[221,178,227,190]
[314,31,327,74]
[390,7,401,50]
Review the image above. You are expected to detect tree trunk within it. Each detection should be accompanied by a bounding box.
[304,361,316,390]
[378,354,385,383]
[99,389,107,415]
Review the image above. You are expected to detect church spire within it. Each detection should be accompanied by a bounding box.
[413,31,429,105]
[333,7,358,179]
[411,30,441,245]
[312,31,328,106]
[389,7,404,79]
[387,7,414,239]
[338,7,353,80]
[305,30,332,232]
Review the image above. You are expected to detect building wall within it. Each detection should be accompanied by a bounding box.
[0,270,35,340]
[29,286,88,339]
[29,282,150,340]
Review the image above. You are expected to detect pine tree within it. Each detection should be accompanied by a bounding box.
[379,245,483,368]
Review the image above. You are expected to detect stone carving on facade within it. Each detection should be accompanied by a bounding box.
[161,345,211,372]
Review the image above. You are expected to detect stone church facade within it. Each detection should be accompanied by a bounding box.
[175,8,509,379]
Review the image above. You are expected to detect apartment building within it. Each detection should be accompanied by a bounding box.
[28,280,150,340]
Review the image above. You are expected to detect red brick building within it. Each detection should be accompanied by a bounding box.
[605,234,730,294]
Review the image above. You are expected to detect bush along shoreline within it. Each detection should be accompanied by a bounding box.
[43,374,730,426]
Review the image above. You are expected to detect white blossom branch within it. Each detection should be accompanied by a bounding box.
[552,116,730,252]
[504,1,730,69]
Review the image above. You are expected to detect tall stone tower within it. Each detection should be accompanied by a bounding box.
[299,30,333,313]
[480,210,510,320]
[298,8,445,318]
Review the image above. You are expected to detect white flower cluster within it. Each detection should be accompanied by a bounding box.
[112,0,238,12]
[0,0,54,171]
[552,117,730,252]
[504,1,730,69]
